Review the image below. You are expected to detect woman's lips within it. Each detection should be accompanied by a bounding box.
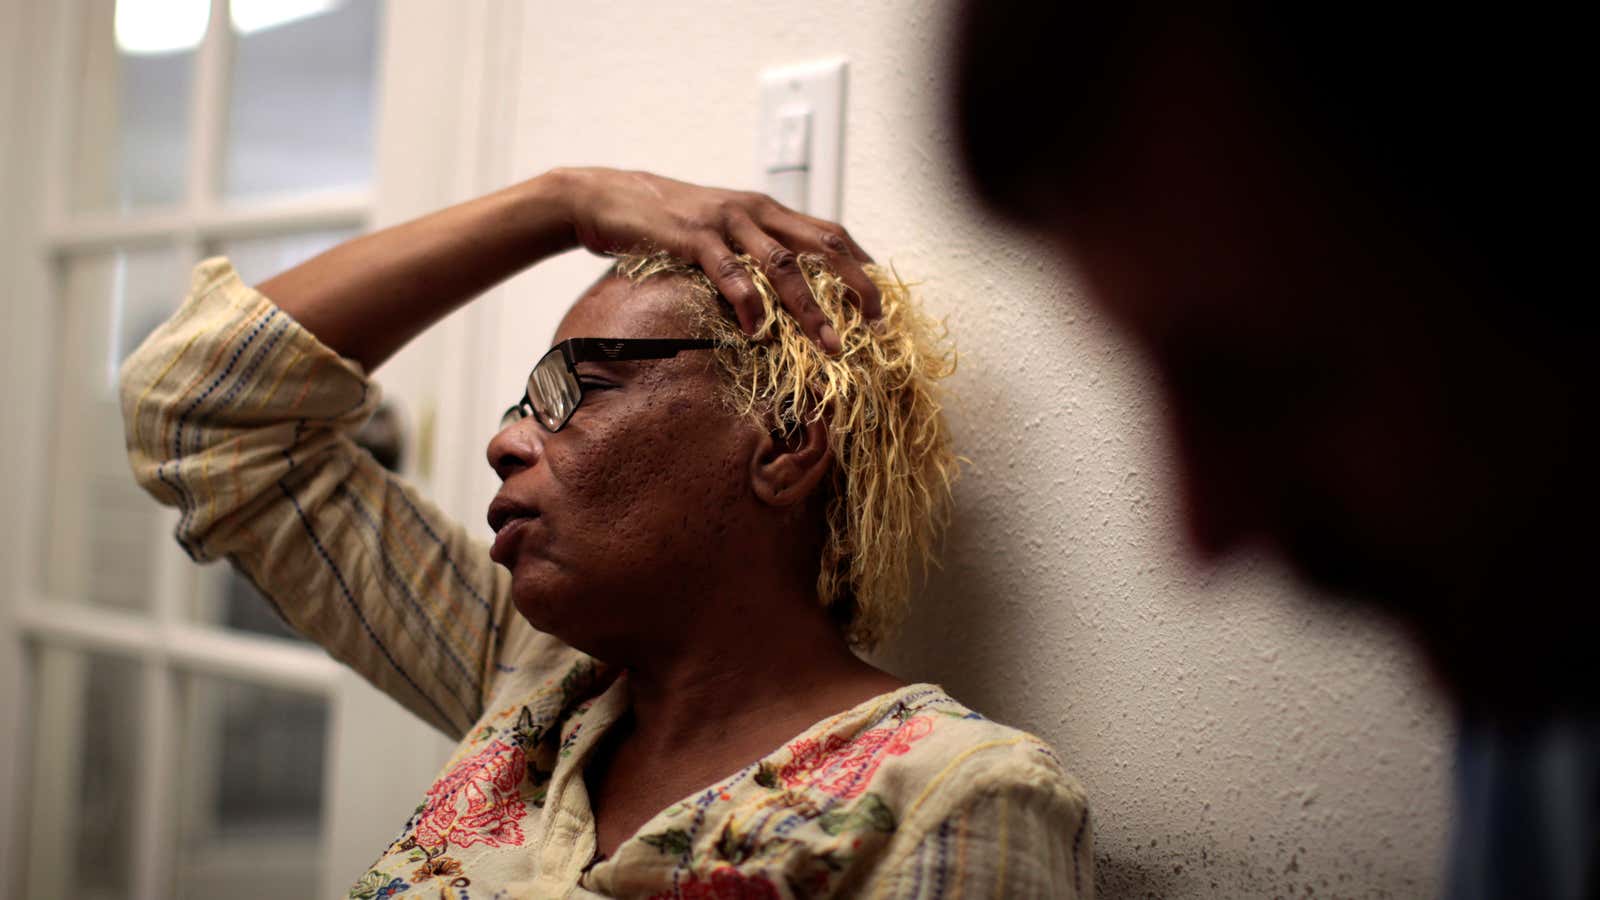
[490,515,539,566]
[487,495,539,533]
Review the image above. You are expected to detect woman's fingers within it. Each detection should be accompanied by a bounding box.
[562,169,880,349]
[785,213,882,320]
[750,198,882,321]
[821,219,875,265]
[727,214,842,352]
[691,233,765,335]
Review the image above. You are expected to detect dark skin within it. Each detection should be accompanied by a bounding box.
[261,167,881,372]
[256,169,899,855]
[485,276,902,857]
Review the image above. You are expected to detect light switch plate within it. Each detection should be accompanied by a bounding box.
[758,59,847,220]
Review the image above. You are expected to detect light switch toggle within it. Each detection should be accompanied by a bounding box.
[764,106,813,210]
[764,105,812,170]
[757,59,847,219]
[767,106,812,172]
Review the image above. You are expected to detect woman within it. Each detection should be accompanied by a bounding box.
[121,168,1091,898]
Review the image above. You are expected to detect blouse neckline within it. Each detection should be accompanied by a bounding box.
[563,676,947,887]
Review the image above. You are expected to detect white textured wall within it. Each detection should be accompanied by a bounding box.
[474,2,1453,895]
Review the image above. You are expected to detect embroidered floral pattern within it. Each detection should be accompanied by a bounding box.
[415,739,528,850]
[642,828,694,856]
[348,870,409,899]
[778,715,934,799]
[649,866,782,900]
[816,793,896,835]
[411,855,464,882]
[349,689,1036,898]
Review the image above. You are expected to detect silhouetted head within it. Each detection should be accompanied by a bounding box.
[956,4,1586,713]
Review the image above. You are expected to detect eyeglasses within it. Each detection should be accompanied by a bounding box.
[500,337,716,433]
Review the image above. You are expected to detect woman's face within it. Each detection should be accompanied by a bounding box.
[484,276,759,653]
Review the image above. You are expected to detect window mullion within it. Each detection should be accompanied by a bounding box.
[139,5,227,893]
[166,0,230,619]
[39,0,82,237]
[130,661,180,900]
[15,601,343,692]
[150,486,193,629]
[188,0,233,221]
[45,192,373,255]
[22,647,82,900]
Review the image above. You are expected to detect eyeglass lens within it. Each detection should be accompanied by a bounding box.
[528,347,581,431]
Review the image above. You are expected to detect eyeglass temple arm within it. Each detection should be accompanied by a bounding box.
[564,338,715,363]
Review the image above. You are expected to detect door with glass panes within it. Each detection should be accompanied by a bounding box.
[0,2,497,898]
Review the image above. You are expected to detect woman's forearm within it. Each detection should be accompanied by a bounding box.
[258,170,579,373]
[256,166,884,370]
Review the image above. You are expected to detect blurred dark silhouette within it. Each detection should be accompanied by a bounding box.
[954,5,1590,898]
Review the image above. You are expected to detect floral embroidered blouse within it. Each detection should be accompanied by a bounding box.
[120,259,1095,899]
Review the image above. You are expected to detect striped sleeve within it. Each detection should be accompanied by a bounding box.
[866,746,1094,899]
[118,257,517,738]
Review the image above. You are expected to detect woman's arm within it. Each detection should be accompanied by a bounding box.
[122,261,512,737]
[120,170,875,737]
[260,167,879,367]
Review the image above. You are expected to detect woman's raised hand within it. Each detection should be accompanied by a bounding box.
[255,167,878,373]
[556,167,880,352]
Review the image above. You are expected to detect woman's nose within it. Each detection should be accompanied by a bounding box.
[485,419,542,481]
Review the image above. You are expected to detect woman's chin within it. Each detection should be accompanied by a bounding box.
[508,570,601,645]
[509,576,561,628]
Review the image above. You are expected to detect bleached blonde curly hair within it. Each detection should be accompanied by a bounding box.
[614,251,958,650]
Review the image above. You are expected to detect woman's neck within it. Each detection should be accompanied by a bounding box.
[617,585,902,755]
[579,602,904,860]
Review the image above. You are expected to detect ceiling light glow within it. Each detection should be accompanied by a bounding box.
[113,0,209,56]
[229,0,343,35]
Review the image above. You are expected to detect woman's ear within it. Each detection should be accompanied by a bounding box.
[749,415,832,508]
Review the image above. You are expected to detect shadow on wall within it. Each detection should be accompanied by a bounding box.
[867,347,1436,898]
[867,245,1123,739]
[1095,832,1423,899]
[867,267,1106,774]
[868,363,1078,725]
[877,533,1434,899]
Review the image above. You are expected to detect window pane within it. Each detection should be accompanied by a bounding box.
[223,0,381,201]
[25,649,141,900]
[217,227,360,285]
[176,675,329,899]
[72,0,206,212]
[40,247,185,610]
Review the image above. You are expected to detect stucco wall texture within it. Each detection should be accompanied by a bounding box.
[480,2,1453,895]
